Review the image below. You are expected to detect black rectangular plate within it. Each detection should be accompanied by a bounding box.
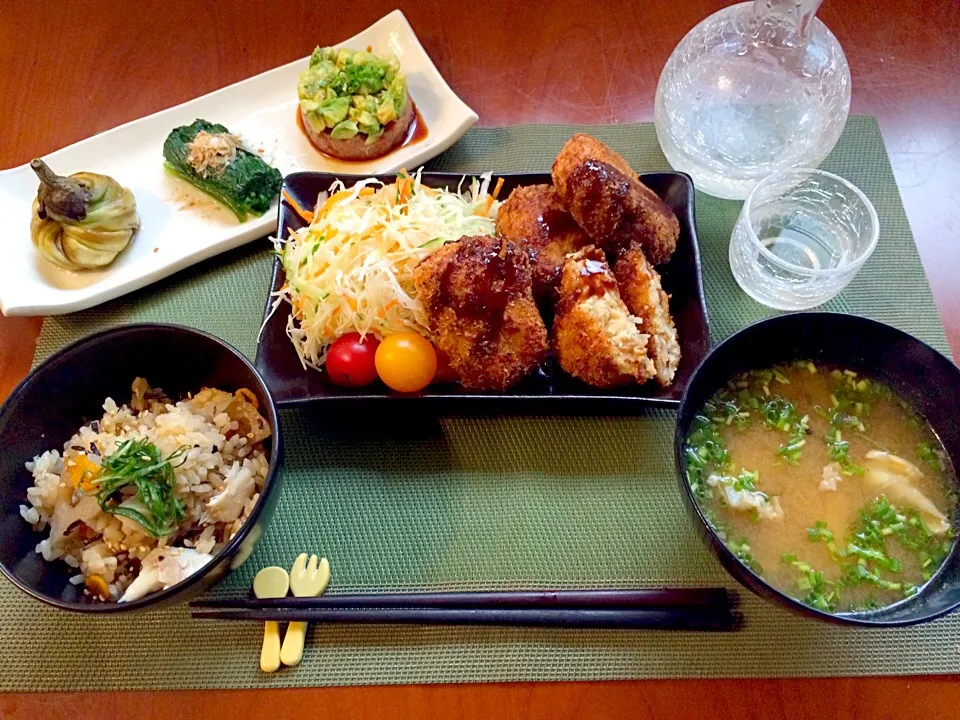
[255,171,710,412]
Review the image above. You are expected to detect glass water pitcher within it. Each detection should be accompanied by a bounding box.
[654,0,851,200]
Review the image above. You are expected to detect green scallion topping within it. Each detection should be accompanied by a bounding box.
[917,441,947,473]
[88,438,187,538]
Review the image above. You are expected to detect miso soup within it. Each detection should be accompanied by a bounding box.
[684,361,957,613]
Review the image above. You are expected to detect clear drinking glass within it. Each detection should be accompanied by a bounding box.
[654,0,851,200]
[729,169,879,310]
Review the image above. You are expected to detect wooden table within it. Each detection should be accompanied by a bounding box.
[2,1,959,717]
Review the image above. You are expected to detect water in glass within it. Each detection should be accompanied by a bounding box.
[729,169,879,310]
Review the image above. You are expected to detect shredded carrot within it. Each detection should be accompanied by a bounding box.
[378,299,399,317]
[67,454,100,493]
[85,575,110,600]
[235,388,259,409]
[318,189,355,218]
[319,189,352,216]
[474,178,504,216]
[324,307,340,336]
[474,176,505,216]
[279,174,500,367]
[282,189,315,224]
[394,172,414,208]
[317,187,376,220]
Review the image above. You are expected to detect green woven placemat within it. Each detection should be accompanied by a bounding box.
[7,117,956,692]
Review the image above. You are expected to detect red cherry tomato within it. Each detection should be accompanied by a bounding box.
[326,333,380,387]
[375,332,437,393]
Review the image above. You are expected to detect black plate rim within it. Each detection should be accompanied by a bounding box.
[0,322,284,613]
[256,170,710,410]
[674,310,960,627]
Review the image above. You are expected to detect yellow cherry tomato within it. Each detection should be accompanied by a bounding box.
[375,332,438,393]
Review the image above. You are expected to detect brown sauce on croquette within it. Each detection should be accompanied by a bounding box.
[434,237,524,350]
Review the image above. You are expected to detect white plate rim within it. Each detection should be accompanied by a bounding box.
[0,9,477,317]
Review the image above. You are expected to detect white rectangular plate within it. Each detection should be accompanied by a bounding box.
[0,10,477,316]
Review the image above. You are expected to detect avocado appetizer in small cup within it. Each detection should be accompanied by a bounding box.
[298,47,413,161]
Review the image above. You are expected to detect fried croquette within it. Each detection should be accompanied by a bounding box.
[614,248,681,387]
[551,246,656,388]
[551,133,680,265]
[496,184,590,304]
[412,235,548,391]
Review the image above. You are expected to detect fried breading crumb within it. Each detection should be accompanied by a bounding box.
[413,235,548,391]
[614,248,681,387]
[613,248,680,387]
[552,133,679,265]
[496,184,590,305]
[552,246,655,388]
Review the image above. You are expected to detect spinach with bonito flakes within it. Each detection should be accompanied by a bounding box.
[162,119,282,221]
[684,360,957,613]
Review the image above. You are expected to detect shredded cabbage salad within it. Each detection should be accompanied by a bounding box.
[268,170,501,370]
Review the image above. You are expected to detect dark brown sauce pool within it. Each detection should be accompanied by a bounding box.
[296,102,428,163]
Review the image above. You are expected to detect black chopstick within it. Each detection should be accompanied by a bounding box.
[190,587,730,610]
[190,588,737,631]
[191,606,737,631]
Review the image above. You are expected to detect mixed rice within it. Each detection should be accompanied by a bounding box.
[19,378,271,603]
